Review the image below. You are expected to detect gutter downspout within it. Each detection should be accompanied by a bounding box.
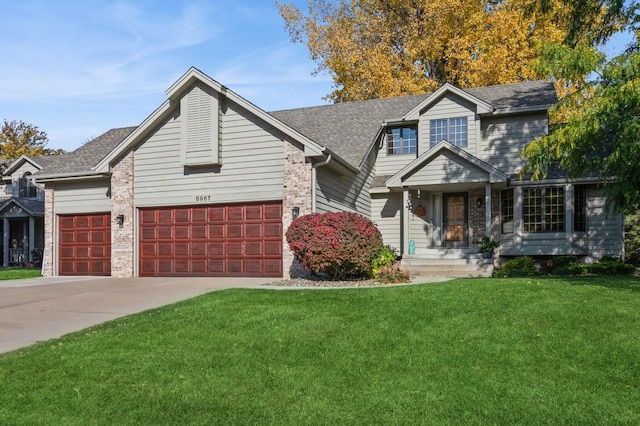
[311,154,332,213]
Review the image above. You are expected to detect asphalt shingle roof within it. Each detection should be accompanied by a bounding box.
[37,127,137,177]
[36,80,556,177]
[272,80,557,169]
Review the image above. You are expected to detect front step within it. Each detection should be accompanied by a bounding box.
[401,252,494,278]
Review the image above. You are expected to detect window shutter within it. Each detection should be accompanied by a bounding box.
[181,83,220,166]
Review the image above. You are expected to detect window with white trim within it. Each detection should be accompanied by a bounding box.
[387,126,417,155]
[430,117,468,148]
[523,187,565,232]
[574,185,587,232]
[501,189,514,234]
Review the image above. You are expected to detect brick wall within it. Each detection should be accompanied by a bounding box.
[42,185,54,276]
[282,139,313,278]
[110,149,135,277]
[468,187,501,249]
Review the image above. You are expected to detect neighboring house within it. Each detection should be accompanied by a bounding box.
[33,67,623,278]
[0,155,56,267]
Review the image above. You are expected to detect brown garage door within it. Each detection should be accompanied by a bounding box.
[59,213,111,276]
[139,202,283,277]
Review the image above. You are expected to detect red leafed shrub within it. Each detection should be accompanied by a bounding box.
[285,212,384,280]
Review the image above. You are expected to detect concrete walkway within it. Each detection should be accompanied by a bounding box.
[0,276,270,355]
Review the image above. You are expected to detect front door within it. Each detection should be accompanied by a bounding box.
[443,193,468,247]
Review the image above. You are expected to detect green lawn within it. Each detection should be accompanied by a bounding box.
[0,268,41,280]
[1,277,639,424]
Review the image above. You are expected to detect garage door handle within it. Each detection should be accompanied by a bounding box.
[242,242,245,255]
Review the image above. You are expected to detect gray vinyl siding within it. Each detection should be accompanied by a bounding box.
[53,180,111,214]
[315,151,374,215]
[480,113,548,174]
[587,186,624,259]
[375,151,416,176]
[403,152,488,186]
[371,192,402,250]
[418,94,478,156]
[134,98,284,208]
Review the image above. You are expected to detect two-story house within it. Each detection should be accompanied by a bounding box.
[32,67,623,278]
[0,156,55,267]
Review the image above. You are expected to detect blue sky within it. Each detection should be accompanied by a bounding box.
[0,1,634,152]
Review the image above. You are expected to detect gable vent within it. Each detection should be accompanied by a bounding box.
[181,82,220,166]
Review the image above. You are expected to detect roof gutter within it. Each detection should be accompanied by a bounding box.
[311,153,331,213]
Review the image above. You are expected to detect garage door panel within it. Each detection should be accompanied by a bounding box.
[209,260,225,273]
[246,223,262,238]
[245,242,262,255]
[158,227,173,239]
[175,226,190,239]
[265,259,282,274]
[246,205,262,220]
[192,225,207,239]
[265,241,282,256]
[59,213,111,276]
[228,242,243,255]
[139,202,282,277]
[265,204,282,220]
[227,224,243,238]
[210,225,224,238]
[209,207,225,221]
[265,223,282,238]
[209,242,224,255]
[175,243,190,256]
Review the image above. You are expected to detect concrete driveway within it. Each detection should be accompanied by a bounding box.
[0,276,270,355]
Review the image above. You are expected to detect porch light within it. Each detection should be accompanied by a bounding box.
[476,198,483,208]
[292,207,300,220]
[116,214,125,228]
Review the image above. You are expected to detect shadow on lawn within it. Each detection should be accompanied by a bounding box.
[562,275,640,291]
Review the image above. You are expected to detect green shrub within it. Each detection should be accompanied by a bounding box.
[493,256,539,277]
[286,212,384,280]
[369,245,397,278]
[558,257,636,276]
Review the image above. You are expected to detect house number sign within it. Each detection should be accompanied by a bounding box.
[195,195,211,202]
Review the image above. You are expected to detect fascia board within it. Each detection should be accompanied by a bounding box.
[34,172,111,183]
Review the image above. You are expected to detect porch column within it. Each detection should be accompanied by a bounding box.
[29,216,35,263]
[485,183,492,236]
[402,189,410,256]
[3,218,8,267]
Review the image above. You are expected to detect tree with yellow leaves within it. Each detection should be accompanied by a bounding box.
[0,119,64,164]
[277,0,572,102]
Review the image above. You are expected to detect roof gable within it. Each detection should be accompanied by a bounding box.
[94,67,327,174]
[3,155,44,177]
[386,141,508,189]
[404,84,494,120]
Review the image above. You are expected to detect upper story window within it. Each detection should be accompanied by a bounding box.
[387,126,417,155]
[430,117,468,148]
[18,172,37,198]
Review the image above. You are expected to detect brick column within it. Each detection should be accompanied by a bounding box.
[42,185,55,276]
[282,139,313,278]
[111,150,135,277]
